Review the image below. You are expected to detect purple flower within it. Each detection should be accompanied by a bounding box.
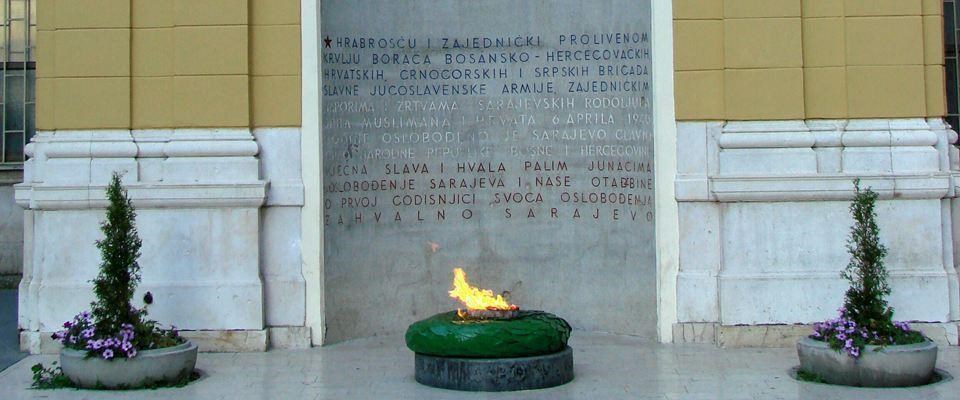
[126,348,137,358]
[63,321,73,329]
[81,328,95,339]
[88,340,103,350]
[102,349,114,359]
[121,341,133,352]
[893,321,911,332]
[836,333,847,341]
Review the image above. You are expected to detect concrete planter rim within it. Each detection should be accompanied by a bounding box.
[60,340,193,358]
[59,340,198,389]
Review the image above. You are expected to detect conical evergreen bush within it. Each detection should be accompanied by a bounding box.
[91,172,143,335]
[841,179,893,333]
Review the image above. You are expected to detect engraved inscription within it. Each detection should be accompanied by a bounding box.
[321,26,654,226]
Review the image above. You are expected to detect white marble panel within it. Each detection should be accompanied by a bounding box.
[815,148,842,173]
[30,207,264,331]
[722,202,850,274]
[891,147,940,174]
[677,203,721,322]
[676,122,707,175]
[877,199,944,272]
[162,157,260,184]
[719,272,950,325]
[719,148,818,176]
[261,207,305,327]
[89,159,138,185]
[677,271,719,323]
[42,158,91,186]
[842,147,892,174]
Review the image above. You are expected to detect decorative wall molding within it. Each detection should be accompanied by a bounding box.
[16,184,267,210]
[16,129,268,210]
[676,119,957,202]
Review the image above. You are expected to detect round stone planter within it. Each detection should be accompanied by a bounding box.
[60,341,198,389]
[797,337,938,387]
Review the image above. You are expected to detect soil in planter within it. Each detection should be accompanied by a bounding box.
[31,362,202,391]
[788,367,952,388]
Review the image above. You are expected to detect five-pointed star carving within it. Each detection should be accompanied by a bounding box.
[324,36,332,48]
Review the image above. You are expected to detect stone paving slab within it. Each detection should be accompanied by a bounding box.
[0,332,957,399]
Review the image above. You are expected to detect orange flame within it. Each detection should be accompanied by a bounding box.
[449,268,517,312]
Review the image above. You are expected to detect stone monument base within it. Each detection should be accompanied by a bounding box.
[414,346,574,392]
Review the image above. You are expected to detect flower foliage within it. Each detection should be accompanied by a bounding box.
[809,179,925,357]
[53,308,180,360]
[51,172,180,360]
[812,307,922,358]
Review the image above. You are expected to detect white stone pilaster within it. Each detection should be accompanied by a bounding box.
[15,128,281,352]
[675,119,960,336]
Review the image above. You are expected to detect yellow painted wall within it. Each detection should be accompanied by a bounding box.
[674,0,946,121]
[37,0,301,130]
[37,1,944,126]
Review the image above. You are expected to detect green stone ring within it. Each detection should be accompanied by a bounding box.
[405,310,572,358]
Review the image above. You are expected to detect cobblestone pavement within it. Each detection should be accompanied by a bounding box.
[0,331,957,399]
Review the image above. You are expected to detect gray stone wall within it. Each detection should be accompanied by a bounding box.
[0,170,23,281]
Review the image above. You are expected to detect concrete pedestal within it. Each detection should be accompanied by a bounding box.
[414,346,574,392]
